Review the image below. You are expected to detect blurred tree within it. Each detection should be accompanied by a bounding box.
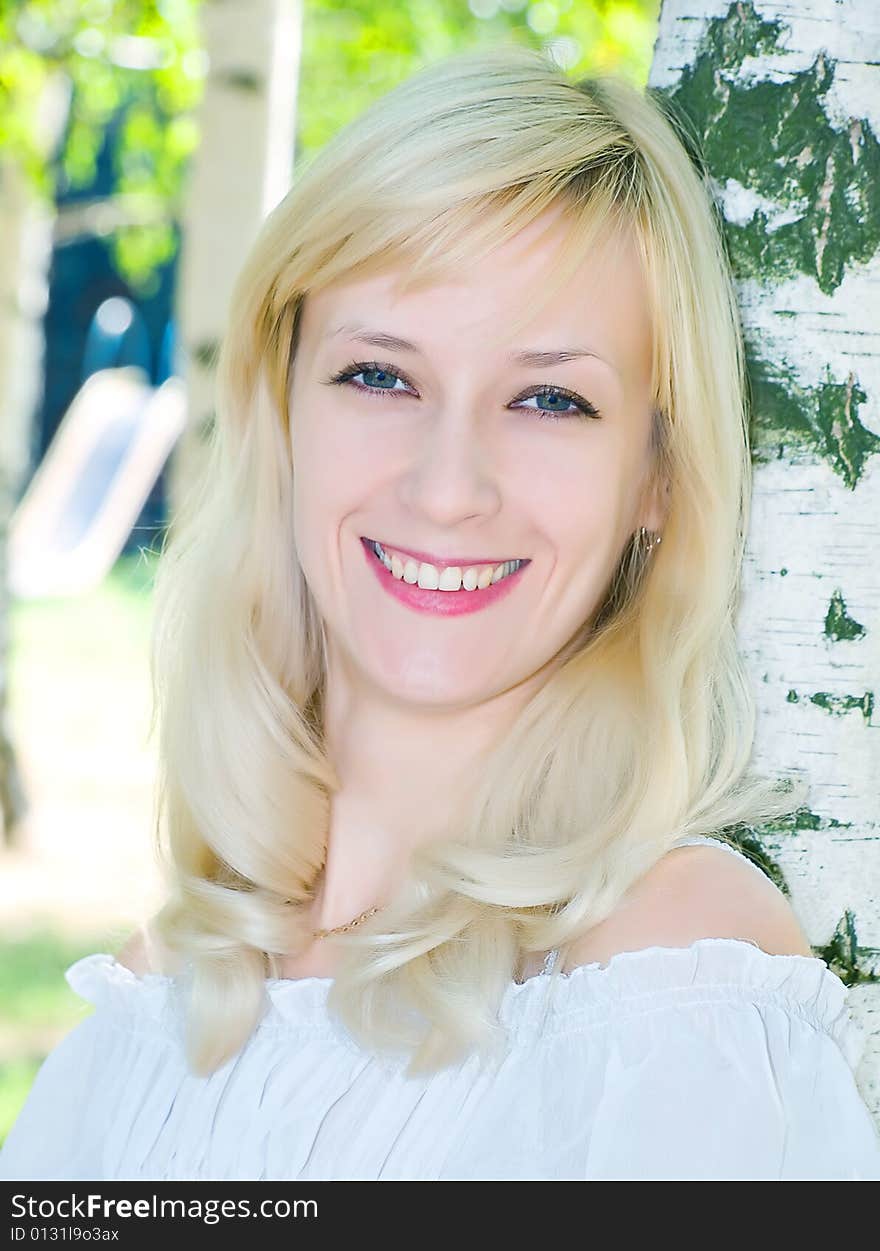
[651,0,880,1119]
[0,0,204,844]
[167,0,303,523]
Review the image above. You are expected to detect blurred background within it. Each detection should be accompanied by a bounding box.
[0,0,661,1146]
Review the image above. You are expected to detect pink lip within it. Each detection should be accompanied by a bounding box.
[364,538,522,567]
[360,537,529,617]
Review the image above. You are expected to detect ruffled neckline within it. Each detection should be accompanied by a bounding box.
[64,937,867,1071]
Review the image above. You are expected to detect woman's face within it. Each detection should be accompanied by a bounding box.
[289,207,665,708]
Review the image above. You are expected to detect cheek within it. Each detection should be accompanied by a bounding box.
[518,447,625,563]
[293,410,376,518]
[291,413,388,588]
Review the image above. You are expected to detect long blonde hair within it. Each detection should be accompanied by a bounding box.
[148,43,805,1077]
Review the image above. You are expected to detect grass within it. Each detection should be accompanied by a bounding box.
[0,929,114,1148]
[2,547,162,1150]
[8,545,160,701]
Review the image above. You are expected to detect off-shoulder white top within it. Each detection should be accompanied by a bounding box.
[2,835,879,1181]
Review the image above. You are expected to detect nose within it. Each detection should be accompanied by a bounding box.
[397,406,502,526]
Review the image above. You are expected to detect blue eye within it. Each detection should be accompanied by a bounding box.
[511,389,600,420]
[325,360,601,420]
[329,361,416,397]
[362,368,397,389]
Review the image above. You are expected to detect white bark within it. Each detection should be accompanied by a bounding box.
[0,71,70,842]
[651,0,880,1119]
[169,0,303,521]
[0,161,51,506]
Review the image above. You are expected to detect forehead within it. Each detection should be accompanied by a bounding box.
[300,207,653,388]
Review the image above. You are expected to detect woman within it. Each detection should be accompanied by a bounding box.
[2,44,879,1182]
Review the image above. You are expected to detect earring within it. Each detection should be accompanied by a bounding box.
[638,525,662,553]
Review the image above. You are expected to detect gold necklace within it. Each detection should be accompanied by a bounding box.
[308,861,385,938]
[313,903,383,939]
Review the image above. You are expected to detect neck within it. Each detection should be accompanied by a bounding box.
[309,639,547,936]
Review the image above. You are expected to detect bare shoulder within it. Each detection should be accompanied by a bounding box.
[563,841,813,972]
[115,919,183,977]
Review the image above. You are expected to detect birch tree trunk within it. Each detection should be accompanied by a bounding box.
[0,72,70,845]
[168,0,303,523]
[650,0,880,1120]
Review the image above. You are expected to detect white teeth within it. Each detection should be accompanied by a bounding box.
[438,566,463,591]
[372,541,523,592]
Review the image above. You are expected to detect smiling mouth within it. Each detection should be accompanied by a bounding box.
[364,538,528,591]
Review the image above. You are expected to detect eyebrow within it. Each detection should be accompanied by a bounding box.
[327,323,616,373]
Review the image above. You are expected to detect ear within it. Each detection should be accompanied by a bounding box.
[638,468,670,536]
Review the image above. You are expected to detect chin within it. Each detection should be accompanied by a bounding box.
[364,656,494,708]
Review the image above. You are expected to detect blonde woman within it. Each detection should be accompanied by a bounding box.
[3,45,879,1182]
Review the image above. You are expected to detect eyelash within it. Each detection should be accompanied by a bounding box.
[325,359,601,421]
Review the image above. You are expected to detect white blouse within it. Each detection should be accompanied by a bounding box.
[2,836,879,1181]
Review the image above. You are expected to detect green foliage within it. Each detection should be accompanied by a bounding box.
[297,0,660,161]
[0,0,204,293]
[0,0,660,309]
